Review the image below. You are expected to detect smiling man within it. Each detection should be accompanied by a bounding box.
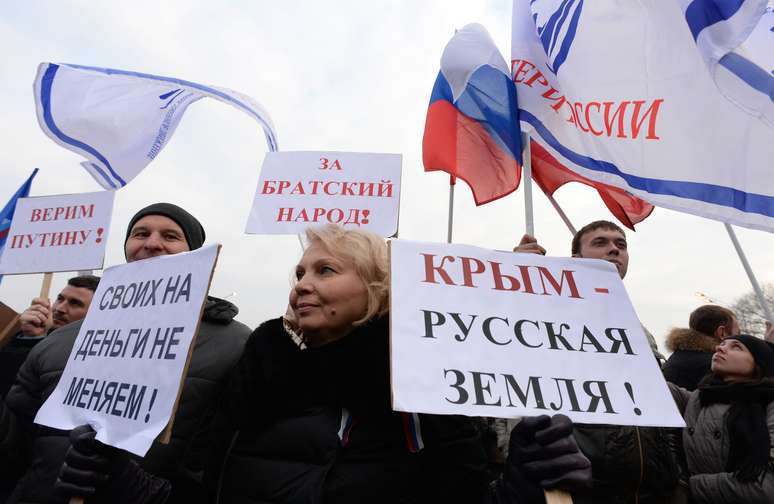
[0,202,250,504]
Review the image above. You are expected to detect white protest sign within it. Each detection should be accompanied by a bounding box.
[390,239,684,428]
[246,151,402,237]
[0,191,114,274]
[35,244,219,456]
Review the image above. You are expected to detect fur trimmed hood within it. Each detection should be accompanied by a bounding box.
[665,327,719,353]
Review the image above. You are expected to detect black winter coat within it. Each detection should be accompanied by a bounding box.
[0,297,250,504]
[0,333,45,398]
[662,328,719,391]
[208,316,490,504]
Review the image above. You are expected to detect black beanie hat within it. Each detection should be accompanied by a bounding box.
[725,335,774,378]
[125,203,206,255]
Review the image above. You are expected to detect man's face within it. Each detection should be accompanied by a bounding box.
[51,285,94,328]
[125,215,190,262]
[576,227,629,279]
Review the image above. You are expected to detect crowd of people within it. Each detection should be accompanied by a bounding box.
[0,203,772,503]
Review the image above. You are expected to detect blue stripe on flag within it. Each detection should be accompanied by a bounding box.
[520,109,774,217]
[430,66,522,163]
[718,52,774,103]
[61,63,278,152]
[39,65,123,188]
[685,0,746,40]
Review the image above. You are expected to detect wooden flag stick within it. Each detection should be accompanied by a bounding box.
[40,272,53,300]
[545,489,573,504]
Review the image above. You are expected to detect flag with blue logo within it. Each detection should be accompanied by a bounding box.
[423,24,522,205]
[33,63,278,190]
[680,1,774,128]
[0,169,38,284]
[512,0,774,232]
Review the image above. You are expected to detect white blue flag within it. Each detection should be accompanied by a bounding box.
[34,63,278,190]
[512,0,774,232]
[680,0,774,128]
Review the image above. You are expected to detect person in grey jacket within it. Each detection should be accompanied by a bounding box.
[0,203,250,503]
[669,335,774,503]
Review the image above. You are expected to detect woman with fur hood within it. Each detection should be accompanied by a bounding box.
[663,305,739,390]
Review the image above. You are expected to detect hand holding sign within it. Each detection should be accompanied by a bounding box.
[19,297,53,337]
[56,425,170,504]
[35,244,220,456]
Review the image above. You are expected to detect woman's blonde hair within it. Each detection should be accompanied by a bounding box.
[287,224,389,328]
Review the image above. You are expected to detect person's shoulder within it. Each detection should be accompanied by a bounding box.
[30,319,83,355]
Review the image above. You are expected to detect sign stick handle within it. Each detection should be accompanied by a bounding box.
[724,223,773,323]
[39,272,53,300]
[447,177,456,244]
[545,489,573,504]
[521,132,534,237]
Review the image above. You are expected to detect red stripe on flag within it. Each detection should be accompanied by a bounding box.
[530,140,654,230]
[423,101,521,205]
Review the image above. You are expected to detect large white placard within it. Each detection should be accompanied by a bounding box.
[246,151,402,237]
[0,191,114,274]
[390,239,684,428]
[35,244,219,456]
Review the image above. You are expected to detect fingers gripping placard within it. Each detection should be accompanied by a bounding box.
[35,245,220,456]
[389,239,684,428]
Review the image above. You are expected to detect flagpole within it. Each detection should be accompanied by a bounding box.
[544,192,577,236]
[724,223,773,323]
[447,176,456,243]
[521,132,534,236]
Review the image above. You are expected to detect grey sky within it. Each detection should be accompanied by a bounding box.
[1,1,772,354]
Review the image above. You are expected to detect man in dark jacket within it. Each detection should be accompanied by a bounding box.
[0,203,250,504]
[663,304,738,390]
[515,220,680,503]
[0,275,100,397]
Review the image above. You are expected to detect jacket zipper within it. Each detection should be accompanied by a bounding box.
[216,430,240,504]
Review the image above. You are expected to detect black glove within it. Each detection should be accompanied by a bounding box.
[510,415,592,489]
[502,415,592,503]
[55,424,170,504]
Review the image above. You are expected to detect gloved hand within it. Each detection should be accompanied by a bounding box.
[55,424,130,499]
[509,415,592,491]
[55,425,170,504]
[499,415,591,504]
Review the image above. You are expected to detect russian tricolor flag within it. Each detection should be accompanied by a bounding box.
[423,24,522,206]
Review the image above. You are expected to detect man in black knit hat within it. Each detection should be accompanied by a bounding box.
[0,203,250,504]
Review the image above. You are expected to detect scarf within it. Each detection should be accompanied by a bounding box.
[698,376,774,482]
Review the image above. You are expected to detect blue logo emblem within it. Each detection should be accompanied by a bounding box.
[158,88,183,109]
[530,0,584,75]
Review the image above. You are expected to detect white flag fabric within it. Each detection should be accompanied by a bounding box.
[512,0,774,232]
[34,63,278,189]
[679,1,774,127]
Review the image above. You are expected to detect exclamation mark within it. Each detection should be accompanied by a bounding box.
[95,227,104,244]
[624,382,642,416]
[145,388,158,423]
[361,209,370,225]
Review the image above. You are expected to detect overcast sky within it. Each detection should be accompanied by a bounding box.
[1,1,772,354]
